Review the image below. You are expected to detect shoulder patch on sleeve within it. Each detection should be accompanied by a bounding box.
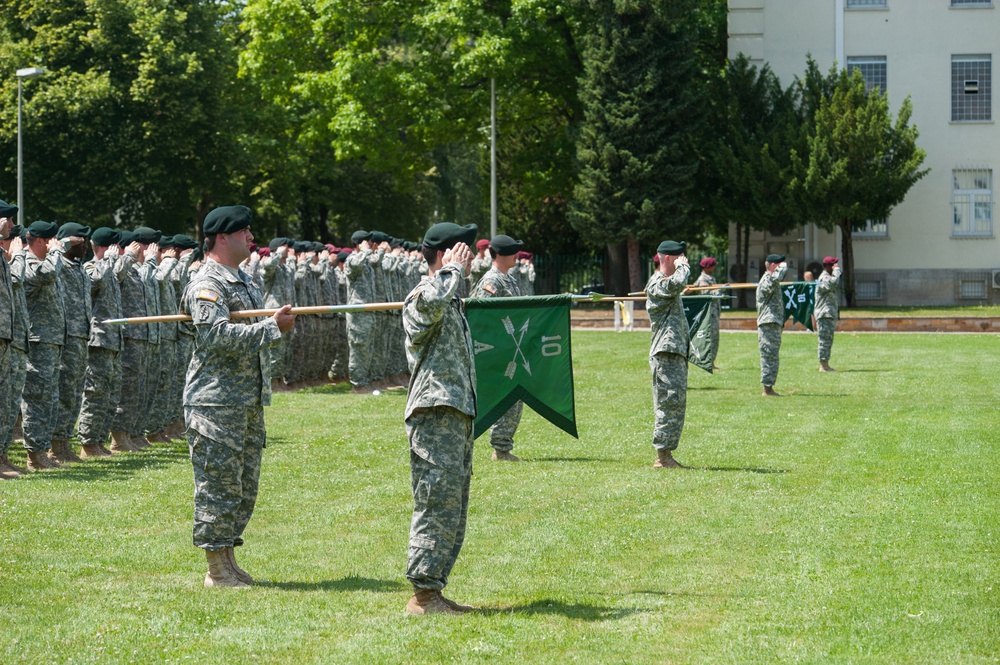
[196,289,220,302]
[483,283,497,295]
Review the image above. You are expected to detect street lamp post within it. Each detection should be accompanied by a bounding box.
[490,77,497,239]
[16,67,45,227]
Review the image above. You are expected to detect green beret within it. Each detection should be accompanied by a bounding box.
[657,240,686,256]
[26,221,59,239]
[351,230,372,245]
[117,231,135,247]
[370,230,390,245]
[390,238,403,249]
[203,205,252,236]
[173,234,199,250]
[489,234,524,257]
[0,200,18,218]
[132,226,162,245]
[7,224,23,240]
[268,237,287,251]
[765,253,786,263]
[336,251,349,263]
[90,227,121,247]
[311,241,326,253]
[57,222,92,240]
[293,241,311,253]
[157,235,175,249]
[422,222,478,252]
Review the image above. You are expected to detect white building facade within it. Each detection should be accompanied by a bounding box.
[728,0,998,305]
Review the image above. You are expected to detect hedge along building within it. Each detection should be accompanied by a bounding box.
[728,0,998,306]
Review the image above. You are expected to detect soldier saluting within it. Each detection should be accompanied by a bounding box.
[181,206,295,588]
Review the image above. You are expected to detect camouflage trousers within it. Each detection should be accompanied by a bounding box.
[54,336,89,441]
[186,405,266,551]
[489,401,523,453]
[21,342,62,453]
[650,352,688,452]
[708,304,721,365]
[149,337,177,433]
[111,338,149,436]
[330,315,349,380]
[142,342,161,434]
[1,346,27,456]
[817,317,836,362]
[78,347,122,447]
[346,312,375,387]
[173,335,193,424]
[0,341,9,454]
[405,406,474,591]
[758,323,782,387]
[268,325,288,383]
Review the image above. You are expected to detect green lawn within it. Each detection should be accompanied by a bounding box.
[2,330,999,663]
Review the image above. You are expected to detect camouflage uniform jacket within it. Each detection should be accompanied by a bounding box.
[403,262,477,420]
[345,248,383,305]
[60,254,92,341]
[646,263,691,357]
[693,270,721,315]
[0,252,12,342]
[86,252,133,350]
[260,254,286,308]
[138,254,161,343]
[181,258,282,408]
[470,254,491,287]
[814,266,842,320]
[9,251,29,350]
[756,264,788,326]
[24,246,66,345]
[120,254,151,341]
[472,265,520,299]
[155,257,179,341]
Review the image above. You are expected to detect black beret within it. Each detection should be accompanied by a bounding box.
[90,227,121,247]
[132,226,162,245]
[370,230,390,245]
[26,221,59,239]
[489,234,524,257]
[117,231,135,247]
[311,241,326,253]
[293,241,311,253]
[351,230,372,245]
[203,205,252,236]
[7,224,23,240]
[172,234,199,250]
[765,253,786,263]
[157,235,175,249]
[336,251,349,263]
[390,238,403,249]
[0,200,18,218]
[657,240,686,256]
[422,223,478,252]
[57,222,92,240]
[268,237,287,251]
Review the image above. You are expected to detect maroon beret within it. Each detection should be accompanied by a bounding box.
[700,257,717,269]
[476,239,491,250]
[823,256,838,266]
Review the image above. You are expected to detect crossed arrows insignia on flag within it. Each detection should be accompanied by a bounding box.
[502,316,532,378]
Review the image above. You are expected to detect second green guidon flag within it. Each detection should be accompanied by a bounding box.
[464,295,578,440]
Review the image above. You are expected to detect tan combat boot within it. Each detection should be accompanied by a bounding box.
[405,589,460,615]
[204,549,250,588]
[110,431,133,454]
[1,454,28,474]
[0,461,21,480]
[54,439,84,464]
[492,450,521,462]
[98,444,114,456]
[26,450,56,471]
[132,434,152,450]
[438,593,476,613]
[225,547,254,585]
[653,449,684,469]
[80,444,107,459]
[762,385,781,397]
[819,361,837,373]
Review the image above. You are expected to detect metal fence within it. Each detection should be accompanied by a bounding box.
[533,250,728,296]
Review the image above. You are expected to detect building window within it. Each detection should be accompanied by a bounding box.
[855,217,888,238]
[951,55,992,121]
[952,168,993,237]
[958,278,988,299]
[847,0,887,7]
[847,56,887,94]
[856,280,883,300]
[951,1,992,7]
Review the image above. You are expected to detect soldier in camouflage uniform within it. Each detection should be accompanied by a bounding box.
[756,254,788,396]
[261,238,296,385]
[133,227,163,446]
[815,256,843,372]
[0,208,18,479]
[52,223,93,464]
[181,206,295,588]
[646,240,691,469]
[691,257,722,369]
[1,217,30,477]
[469,239,491,295]
[168,236,199,437]
[21,221,67,471]
[472,235,526,462]
[78,228,136,458]
[402,222,478,615]
[148,236,181,441]
[345,231,382,391]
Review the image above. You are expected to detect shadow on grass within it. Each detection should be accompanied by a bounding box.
[261,575,407,593]
[20,443,189,483]
[477,599,650,621]
[697,465,789,474]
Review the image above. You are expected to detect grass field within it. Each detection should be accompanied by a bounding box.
[2,330,999,663]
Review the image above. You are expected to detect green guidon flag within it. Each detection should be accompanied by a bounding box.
[782,282,816,331]
[464,295,577,440]
[682,296,717,374]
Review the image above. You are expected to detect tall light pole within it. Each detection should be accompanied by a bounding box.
[490,77,497,239]
[16,67,45,227]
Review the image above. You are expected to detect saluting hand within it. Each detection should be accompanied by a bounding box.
[674,254,689,267]
[7,236,23,259]
[106,244,121,258]
[273,304,295,333]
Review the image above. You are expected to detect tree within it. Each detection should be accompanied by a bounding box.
[570,0,706,294]
[795,62,928,306]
